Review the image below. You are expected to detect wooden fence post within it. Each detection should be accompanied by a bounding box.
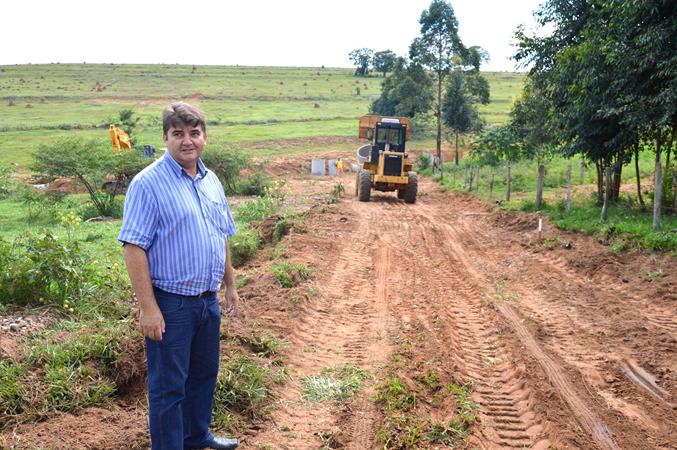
[580,160,585,184]
[536,164,545,209]
[506,165,511,202]
[601,166,611,222]
[566,164,572,212]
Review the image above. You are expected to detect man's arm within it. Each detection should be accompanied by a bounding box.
[123,243,165,341]
[221,240,239,316]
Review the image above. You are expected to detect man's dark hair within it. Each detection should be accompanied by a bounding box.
[162,102,206,136]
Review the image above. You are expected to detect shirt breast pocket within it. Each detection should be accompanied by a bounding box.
[208,199,229,234]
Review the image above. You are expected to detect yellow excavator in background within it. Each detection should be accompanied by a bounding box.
[109,124,132,152]
[355,115,418,203]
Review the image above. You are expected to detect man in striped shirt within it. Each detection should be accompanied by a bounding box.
[119,102,239,450]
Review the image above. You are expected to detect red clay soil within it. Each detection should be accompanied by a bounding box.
[2,163,675,449]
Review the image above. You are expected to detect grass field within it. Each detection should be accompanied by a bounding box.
[0,64,524,167]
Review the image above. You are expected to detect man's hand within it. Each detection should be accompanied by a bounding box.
[220,288,239,316]
[140,305,165,341]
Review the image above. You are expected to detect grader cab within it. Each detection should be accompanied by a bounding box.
[355,115,417,203]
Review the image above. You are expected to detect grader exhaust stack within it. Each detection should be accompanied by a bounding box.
[354,115,417,203]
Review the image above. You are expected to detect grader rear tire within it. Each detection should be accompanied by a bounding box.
[397,189,406,199]
[404,173,417,204]
[358,170,371,202]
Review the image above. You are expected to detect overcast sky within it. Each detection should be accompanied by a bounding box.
[2,0,543,71]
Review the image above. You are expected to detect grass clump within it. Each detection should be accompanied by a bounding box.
[270,261,312,288]
[427,383,478,445]
[211,351,288,434]
[0,360,26,416]
[237,327,286,357]
[301,364,369,403]
[0,319,140,427]
[229,227,261,267]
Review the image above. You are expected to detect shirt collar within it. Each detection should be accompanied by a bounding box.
[162,150,208,179]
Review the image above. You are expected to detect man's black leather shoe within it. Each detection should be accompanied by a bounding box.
[206,436,238,450]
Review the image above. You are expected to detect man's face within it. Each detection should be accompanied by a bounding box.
[163,124,207,172]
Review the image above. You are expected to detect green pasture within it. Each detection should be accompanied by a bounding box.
[0,64,523,168]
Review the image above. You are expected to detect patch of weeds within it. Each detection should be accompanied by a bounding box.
[644,269,663,282]
[271,243,286,260]
[212,354,274,424]
[442,382,479,441]
[0,319,139,420]
[273,218,292,243]
[415,371,441,392]
[230,227,262,267]
[493,281,518,303]
[542,235,570,249]
[375,376,416,413]
[327,183,345,204]
[306,286,320,298]
[301,364,369,403]
[238,327,286,357]
[270,261,313,288]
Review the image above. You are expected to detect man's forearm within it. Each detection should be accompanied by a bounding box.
[123,243,158,311]
[223,240,236,291]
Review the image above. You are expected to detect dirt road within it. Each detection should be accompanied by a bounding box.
[240,172,676,449]
[5,166,673,449]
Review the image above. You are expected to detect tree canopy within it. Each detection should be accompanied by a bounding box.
[348,48,373,77]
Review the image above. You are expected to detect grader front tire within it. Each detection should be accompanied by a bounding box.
[404,173,418,204]
[358,170,371,202]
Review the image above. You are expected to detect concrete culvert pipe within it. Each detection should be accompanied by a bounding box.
[356,144,371,165]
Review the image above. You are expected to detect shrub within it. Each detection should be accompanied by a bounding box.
[236,170,271,196]
[32,137,148,217]
[417,153,431,171]
[0,233,87,308]
[201,147,250,194]
[0,165,16,198]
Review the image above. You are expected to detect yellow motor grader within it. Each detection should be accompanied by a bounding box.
[355,115,417,203]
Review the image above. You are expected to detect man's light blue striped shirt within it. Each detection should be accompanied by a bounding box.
[118,151,236,296]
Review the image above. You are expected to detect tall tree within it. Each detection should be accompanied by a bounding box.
[410,0,467,162]
[442,70,484,167]
[514,0,677,226]
[372,50,397,77]
[371,57,433,118]
[348,48,373,77]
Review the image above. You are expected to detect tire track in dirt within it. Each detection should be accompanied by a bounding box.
[368,195,554,449]
[411,217,553,449]
[419,186,675,449]
[249,199,397,449]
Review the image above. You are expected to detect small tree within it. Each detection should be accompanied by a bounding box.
[32,138,147,217]
[442,71,484,168]
[372,50,397,77]
[348,48,373,77]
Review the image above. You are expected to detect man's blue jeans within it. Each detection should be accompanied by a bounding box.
[146,287,221,450]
